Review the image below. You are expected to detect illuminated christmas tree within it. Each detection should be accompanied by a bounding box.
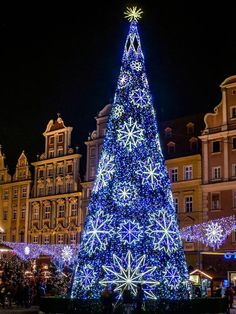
[71,7,190,300]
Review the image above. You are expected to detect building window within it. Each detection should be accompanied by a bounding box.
[212,193,220,210]
[67,165,73,173]
[33,208,39,220]
[212,141,220,153]
[170,168,178,182]
[66,182,73,193]
[232,138,236,150]
[49,150,54,158]
[58,166,64,175]
[38,170,44,178]
[47,186,53,195]
[167,142,176,154]
[90,147,96,157]
[44,206,51,219]
[58,148,63,156]
[58,205,65,218]
[174,197,179,213]
[233,164,236,177]
[164,127,172,138]
[186,122,194,135]
[57,234,64,244]
[185,196,193,213]
[21,186,27,198]
[33,236,38,244]
[13,188,18,199]
[44,235,50,244]
[189,137,198,152]
[3,190,9,200]
[57,184,64,194]
[71,203,77,216]
[38,187,44,197]
[12,207,17,220]
[70,233,76,244]
[184,165,193,180]
[58,134,63,143]
[212,166,221,180]
[21,206,25,219]
[231,106,236,119]
[47,168,53,177]
[3,209,7,220]
[12,234,16,242]
[49,136,54,144]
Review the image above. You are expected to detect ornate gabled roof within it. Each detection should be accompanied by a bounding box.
[220,75,236,88]
[16,150,28,167]
[44,115,66,133]
[97,104,112,118]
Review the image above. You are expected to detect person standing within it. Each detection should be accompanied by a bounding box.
[225,286,234,309]
[135,284,144,313]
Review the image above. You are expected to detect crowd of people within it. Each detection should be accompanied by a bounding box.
[0,255,72,309]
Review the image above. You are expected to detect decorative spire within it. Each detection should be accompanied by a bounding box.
[124,6,143,22]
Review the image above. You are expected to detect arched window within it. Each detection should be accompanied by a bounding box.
[164,127,172,138]
[189,137,198,152]
[167,141,176,154]
[186,122,194,135]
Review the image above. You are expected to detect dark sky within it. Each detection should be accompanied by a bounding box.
[1,2,236,176]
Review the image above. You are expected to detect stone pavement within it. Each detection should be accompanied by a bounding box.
[0,305,39,313]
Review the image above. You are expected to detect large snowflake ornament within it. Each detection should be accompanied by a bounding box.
[205,222,224,248]
[163,262,182,290]
[136,157,163,190]
[61,245,73,262]
[78,265,97,290]
[82,209,114,255]
[131,61,142,71]
[118,220,143,245]
[117,117,144,152]
[113,182,137,206]
[118,71,131,89]
[100,250,159,299]
[112,105,125,119]
[147,209,181,254]
[93,153,115,193]
[130,88,151,108]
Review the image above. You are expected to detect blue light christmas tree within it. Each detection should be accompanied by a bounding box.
[71,7,190,300]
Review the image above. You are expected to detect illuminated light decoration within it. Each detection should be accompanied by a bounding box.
[124,6,143,22]
[117,117,144,152]
[71,9,190,300]
[146,210,181,254]
[24,246,30,256]
[205,222,224,249]
[61,245,73,262]
[163,262,183,290]
[136,157,163,190]
[180,215,236,250]
[131,61,142,71]
[100,251,158,299]
[118,71,131,89]
[93,153,115,193]
[78,265,97,291]
[81,209,113,255]
[112,105,125,119]
[117,220,143,245]
[112,182,137,206]
[130,88,151,108]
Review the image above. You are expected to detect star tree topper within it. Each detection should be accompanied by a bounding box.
[124,6,143,22]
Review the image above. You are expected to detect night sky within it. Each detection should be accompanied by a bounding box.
[1,2,236,177]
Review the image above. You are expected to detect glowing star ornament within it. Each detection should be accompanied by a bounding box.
[82,209,114,255]
[163,263,183,290]
[61,245,73,262]
[112,105,125,119]
[205,222,224,248]
[124,6,143,22]
[79,265,97,291]
[100,251,158,299]
[131,61,142,71]
[93,153,115,193]
[113,182,137,206]
[147,209,181,254]
[130,89,151,108]
[118,220,143,245]
[117,117,144,152]
[118,71,131,88]
[136,157,163,190]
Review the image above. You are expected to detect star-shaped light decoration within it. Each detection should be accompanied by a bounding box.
[124,6,143,22]
[61,245,73,262]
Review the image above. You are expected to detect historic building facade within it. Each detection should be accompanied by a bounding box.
[28,116,83,245]
[0,148,31,242]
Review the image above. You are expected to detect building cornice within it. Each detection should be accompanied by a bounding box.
[31,153,82,166]
[29,191,82,202]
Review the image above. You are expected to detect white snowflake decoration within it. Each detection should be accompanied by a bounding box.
[100,250,159,299]
[93,153,115,193]
[61,245,73,262]
[118,220,143,245]
[136,157,163,190]
[146,209,181,254]
[117,117,144,152]
[118,71,130,88]
[112,105,125,119]
[131,61,142,71]
[163,263,182,290]
[205,222,224,248]
[79,265,97,290]
[113,182,137,206]
[82,209,113,255]
[130,88,151,108]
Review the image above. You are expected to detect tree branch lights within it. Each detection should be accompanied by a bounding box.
[180,215,236,249]
[71,12,190,300]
